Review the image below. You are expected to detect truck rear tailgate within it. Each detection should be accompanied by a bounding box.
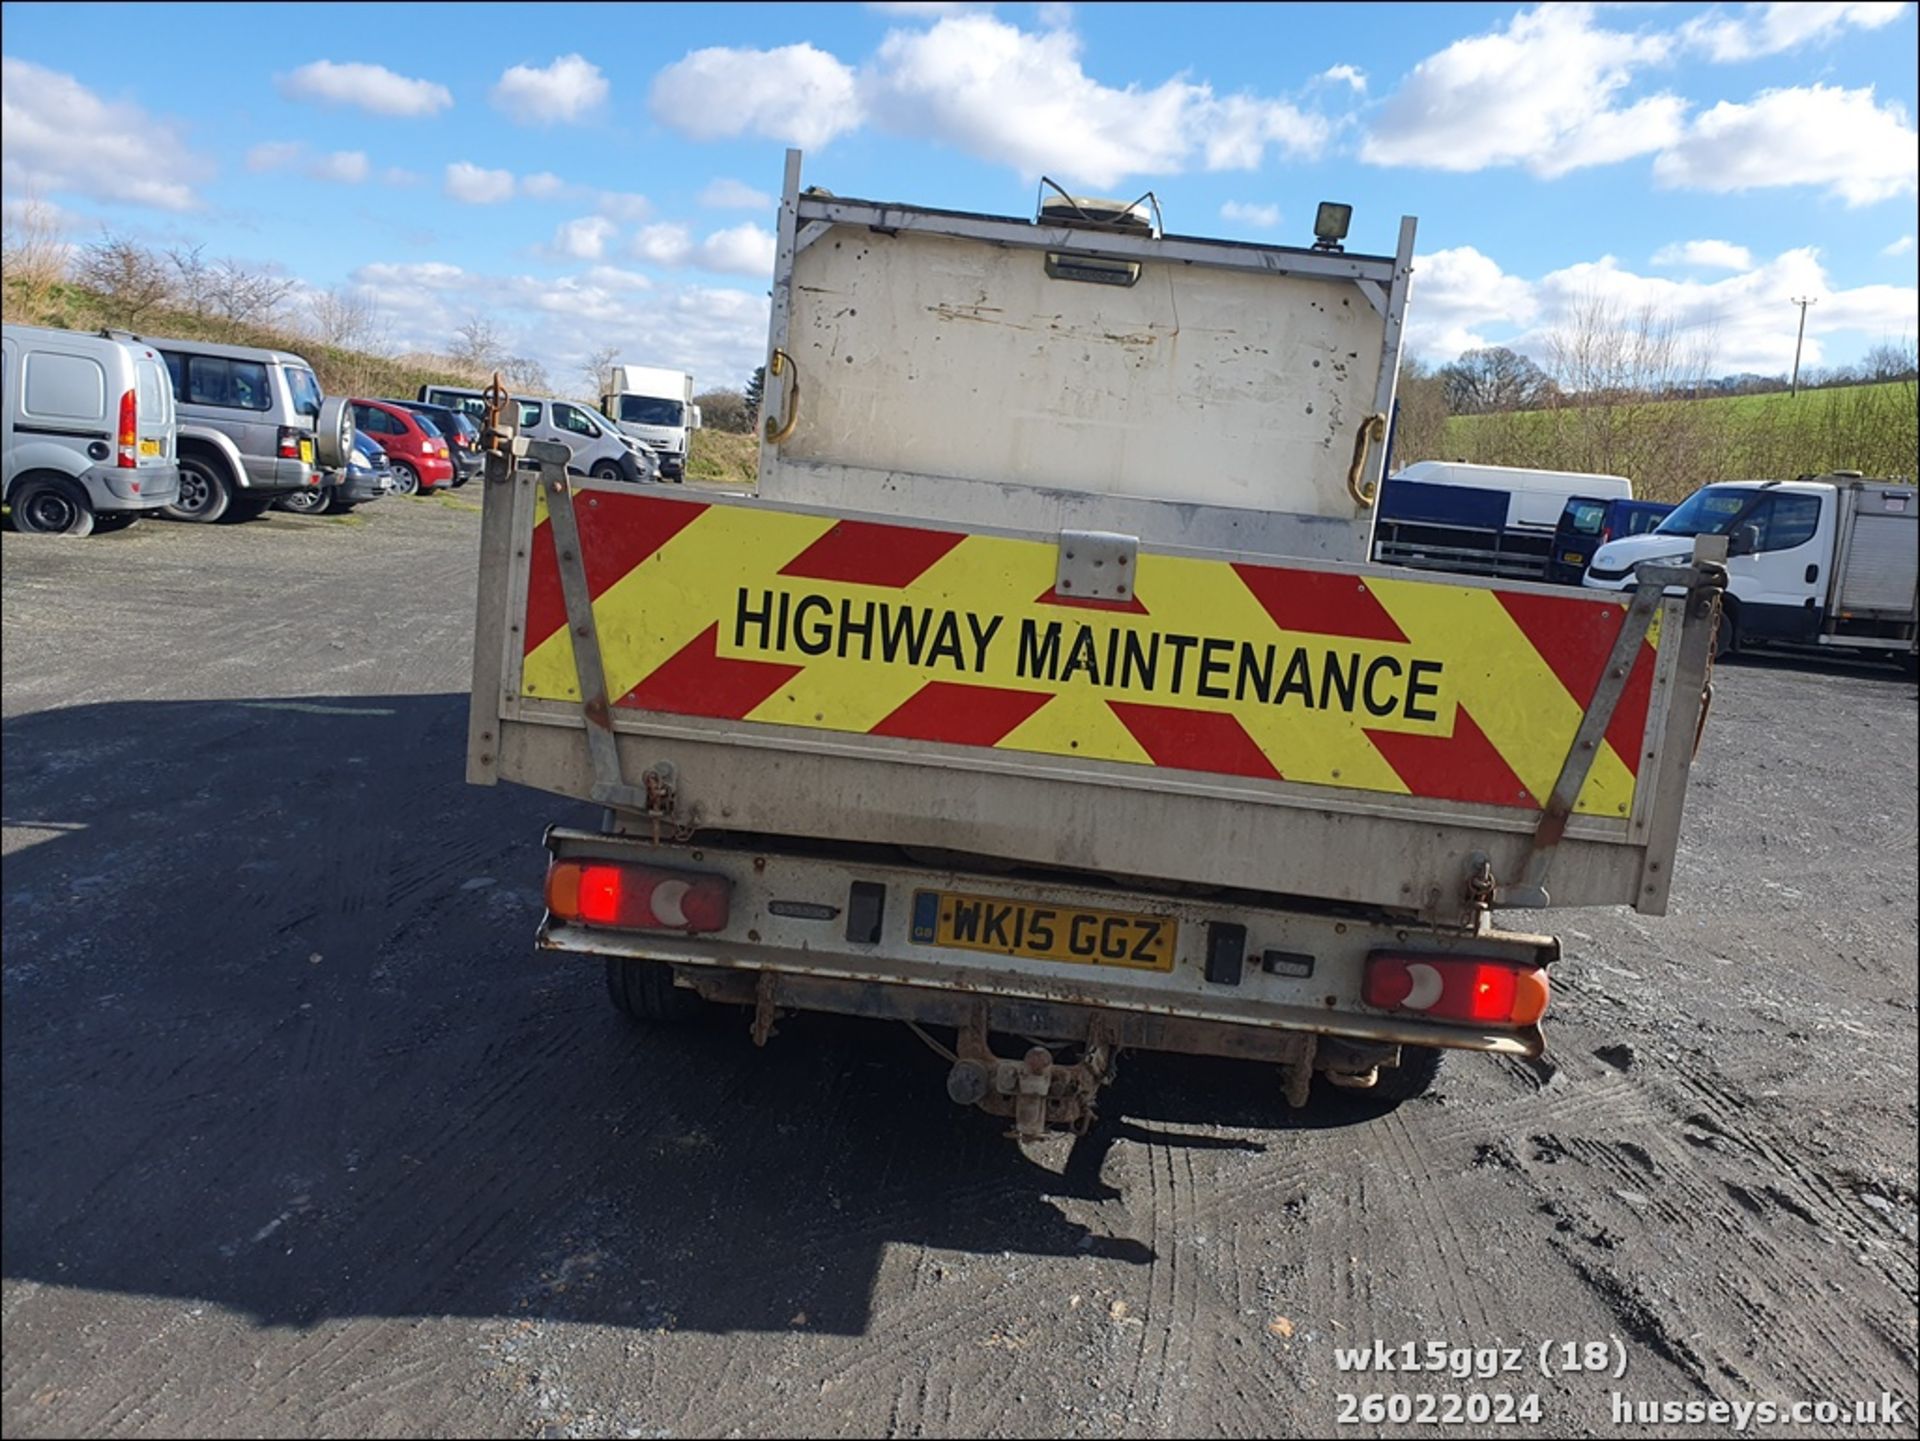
[470,473,1718,919]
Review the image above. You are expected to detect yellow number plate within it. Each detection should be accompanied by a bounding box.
[138,438,160,456]
[299,438,315,463]
[912,890,1176,972]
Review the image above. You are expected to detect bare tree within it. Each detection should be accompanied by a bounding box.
[1860,339,1918,383]
[207,256,297,326]
[307,285,380,350]
[166,242,213,317]
[694,387,750,433]
[503,354,549,393]
[1,195,71,308]
[581,344,620,402]
[1438,346,1554,415]
[451,315,505,373]
[74,231,174,324]
[1386,357,1450,468]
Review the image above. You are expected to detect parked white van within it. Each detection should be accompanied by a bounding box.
[2,324,180,535]
[1370,460,1633,581]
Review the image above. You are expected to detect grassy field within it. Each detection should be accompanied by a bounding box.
[686,428,759,487]
[1439,381,1916,500]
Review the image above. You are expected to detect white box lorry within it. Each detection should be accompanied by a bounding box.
[601,365,698,480]
[1584,474,1917,671]
[466,152,1723,1138]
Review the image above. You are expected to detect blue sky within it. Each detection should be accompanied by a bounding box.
[2,1,1915,392]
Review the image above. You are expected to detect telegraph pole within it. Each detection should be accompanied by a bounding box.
[1789,296,1817,397]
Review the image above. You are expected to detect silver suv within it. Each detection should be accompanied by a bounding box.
[138,336,353,522]
[2,323,181,535]
[416,385,657,482]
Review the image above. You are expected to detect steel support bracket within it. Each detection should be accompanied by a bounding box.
[1492,549,1728,909]
[1055,530,1137,603]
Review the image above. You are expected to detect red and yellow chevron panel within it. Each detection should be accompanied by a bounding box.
[519,489,1661,817]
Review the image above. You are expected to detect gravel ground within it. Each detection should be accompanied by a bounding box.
[3,497,1915,1439]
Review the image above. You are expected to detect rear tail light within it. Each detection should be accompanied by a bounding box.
[437,445,450,459]
[545,859,731,934]
[1363,952,1549,1027]
[1600,526,1614,544]
[277,425,303,459]
[117,387,138,467]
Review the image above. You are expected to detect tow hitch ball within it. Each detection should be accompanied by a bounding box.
[945,1019,1115,1141]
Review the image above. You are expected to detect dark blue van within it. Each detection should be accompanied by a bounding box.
[1547,496,1675,585]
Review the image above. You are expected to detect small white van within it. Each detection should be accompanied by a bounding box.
[2,324,180,535]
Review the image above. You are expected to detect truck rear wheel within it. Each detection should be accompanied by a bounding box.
[1367,1044,1443,1105]
[604,957,707,1024]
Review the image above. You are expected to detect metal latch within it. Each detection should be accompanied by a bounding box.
[1055,530,1137,602]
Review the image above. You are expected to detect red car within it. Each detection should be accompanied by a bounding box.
[350,399,453,495]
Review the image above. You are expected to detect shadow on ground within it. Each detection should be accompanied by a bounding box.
[2,692,1385,1338]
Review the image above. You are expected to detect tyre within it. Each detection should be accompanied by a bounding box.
[277,485,333,516]
[164,456,231,523]
[389,461,421,497]
[604,957,707,1024]
[10,476,96,536]
[1713,598,1740,660]
[591,461,623,482]
[1369,1044,1443,1105]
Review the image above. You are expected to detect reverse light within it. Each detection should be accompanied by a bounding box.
[117,387,138,467]
[1363,952,1549,1027]
[545,859,731,934]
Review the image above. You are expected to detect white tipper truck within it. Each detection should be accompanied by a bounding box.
[600,365,698,481]
[466,152,1725,1139]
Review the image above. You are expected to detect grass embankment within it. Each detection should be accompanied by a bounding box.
[3,279,486,401]
[1440,382,1916,501]
[686,428,759,487]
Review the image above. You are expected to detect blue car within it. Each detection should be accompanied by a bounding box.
[279,428,393,516]
[1547,496,1674,585]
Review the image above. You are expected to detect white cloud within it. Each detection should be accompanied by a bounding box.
[345,258,769,391]
[699,222,778,276]
[651,43,863,150]
[1407,244,1919,376]
[632,223,694,266]
[1219,200,1281,229]
[1885,234,1917,256]
[279,60,452,118]
[247,142,371,185]
[551,215,617,260]
[1318,64,1367,93]
[700,177,775,210]
[627,221,777,277]
[382,167,421,187]
[865,15,1328,186]
[491,54,609,125]
[311,150,371,184]
[1361,6,1684,178]
[596,191,653,222]
[0,58,211,211]
[651,16,1330,186]
[1680,1,1911,62]
[246,141,305,173]
[521,171,570,200]
[1405,246,1542,360]
[1653,84,1918,206]
[1652,239,1754,270]
[444,162,516,204]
